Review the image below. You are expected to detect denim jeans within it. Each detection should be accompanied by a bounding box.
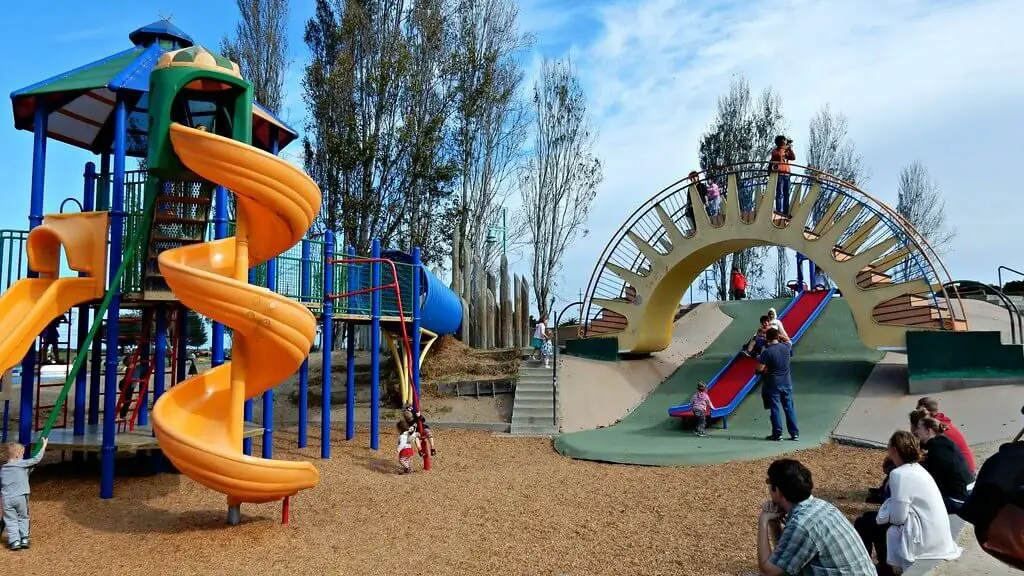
[694,409,707,434]
[775,173,791,215]
[767,387,799,437]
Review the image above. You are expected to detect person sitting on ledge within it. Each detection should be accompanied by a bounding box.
[756,458,875,575]
[911,409,975,513]
[916,396,975,474]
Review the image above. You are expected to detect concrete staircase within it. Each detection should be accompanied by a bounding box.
[510,357,559,436]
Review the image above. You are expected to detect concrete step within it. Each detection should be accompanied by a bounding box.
[513,396,554,409]
[516,380,555,389]
[509,423,558,436]
[514,389,557,400]
[512,404,554,418]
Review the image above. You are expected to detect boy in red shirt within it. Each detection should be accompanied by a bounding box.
[730,267,747,300]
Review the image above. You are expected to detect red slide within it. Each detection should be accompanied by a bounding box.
[668,289,834,421]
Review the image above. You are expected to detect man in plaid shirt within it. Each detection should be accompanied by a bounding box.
[757,459,875,575]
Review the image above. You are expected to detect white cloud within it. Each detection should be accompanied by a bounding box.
[534,0,1024,307]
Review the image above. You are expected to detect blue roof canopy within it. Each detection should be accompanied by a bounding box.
[8,20,297,156]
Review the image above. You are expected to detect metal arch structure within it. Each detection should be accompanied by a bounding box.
[581,163,968,354]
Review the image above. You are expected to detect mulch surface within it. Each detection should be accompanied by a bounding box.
[7,428,882,576]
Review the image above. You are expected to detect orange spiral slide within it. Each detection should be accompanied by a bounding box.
[152,123,321,506]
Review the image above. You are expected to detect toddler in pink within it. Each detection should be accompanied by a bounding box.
[691,381,714,436]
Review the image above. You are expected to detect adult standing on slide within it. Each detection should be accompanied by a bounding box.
[757,328,799,441]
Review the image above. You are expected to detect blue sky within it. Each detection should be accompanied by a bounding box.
[1,0,1022,314]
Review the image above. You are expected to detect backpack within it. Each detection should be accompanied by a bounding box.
[957,439,1024,569]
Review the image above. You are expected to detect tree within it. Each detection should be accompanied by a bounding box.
[187,311,209,348]
[897,161,956,259]
[221,0,290,115]
[802,104,866,290]
[697,76,785,299]
[221,0,291,219]
[451,0,532,292]
[521,57,602,318]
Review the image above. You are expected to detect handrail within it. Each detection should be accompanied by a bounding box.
[997,266,1024,292]
[33,190,160,456]
[580,162,962,335]
[325,256,431,470]
[552,300,584,428]
[944,280,1022,345]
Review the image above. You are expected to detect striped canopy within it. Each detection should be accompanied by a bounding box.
[9,20,297,156]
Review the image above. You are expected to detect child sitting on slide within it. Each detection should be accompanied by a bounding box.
[396,422,421,474]
[741,316,771,357]
[402,406,436,456]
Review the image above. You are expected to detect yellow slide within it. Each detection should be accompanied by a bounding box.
[0,212,108,376]
[152,124,321,505]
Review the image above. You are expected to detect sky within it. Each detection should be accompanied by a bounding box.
[0,0,1022,318]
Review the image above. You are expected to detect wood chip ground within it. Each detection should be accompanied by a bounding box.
[5,427,882,576]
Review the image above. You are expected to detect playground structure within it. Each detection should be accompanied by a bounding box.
[666,285,835,425]
[580,164,968,354]
[0,21,462,519]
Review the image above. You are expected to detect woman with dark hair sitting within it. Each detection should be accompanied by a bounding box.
[911,408,975,513]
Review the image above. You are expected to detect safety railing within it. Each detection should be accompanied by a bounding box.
[581,162,963,335]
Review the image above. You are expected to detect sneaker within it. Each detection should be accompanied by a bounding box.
[789,435,799,441]
[696,431,706,437]
[19,538,28,550]
[765,435,783,441]
[8,542,21,551]
[430,449,436,456]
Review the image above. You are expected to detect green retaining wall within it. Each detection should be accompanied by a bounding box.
[564,336,619,362]
[907,330,1024,381]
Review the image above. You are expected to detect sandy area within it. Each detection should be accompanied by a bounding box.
[558,303,732,433]
[15,429,881,576]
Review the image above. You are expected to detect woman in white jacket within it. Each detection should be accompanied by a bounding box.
[877,430,962,574]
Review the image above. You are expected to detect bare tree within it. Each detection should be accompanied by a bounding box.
[897,161,956,256]
[802,104,866,289]
[521,57,602,318]
[697,76,785,299]
[221,0,291,114]
[452,0,532,294]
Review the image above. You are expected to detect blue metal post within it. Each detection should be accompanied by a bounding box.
[262,257,277,458]
[154,308,167,408]
[88,319,102,427]
[796,252,805,292]
[100,97,128,499]
[19,104,48,446]
[370,239,381,451]
[298,238,311,448]
[137,325,152,427]
[411,247,422,403]
[345,245,356,441]
[243,269,256,456]
[322,231,334,458]
[98,154,111,211]
[176,309,187,385]
[211,186,228,369]
[73,162,96,459]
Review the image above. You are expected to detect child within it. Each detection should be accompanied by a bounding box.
[531,315,550,363]
[395,422,420,474]
[766,308,790,341]
[2,437,48,550]
[706,180,722,221]
[691,382,714,436]
[402,405,436,456]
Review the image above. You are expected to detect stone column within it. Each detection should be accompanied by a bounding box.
[513,275,522,348]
